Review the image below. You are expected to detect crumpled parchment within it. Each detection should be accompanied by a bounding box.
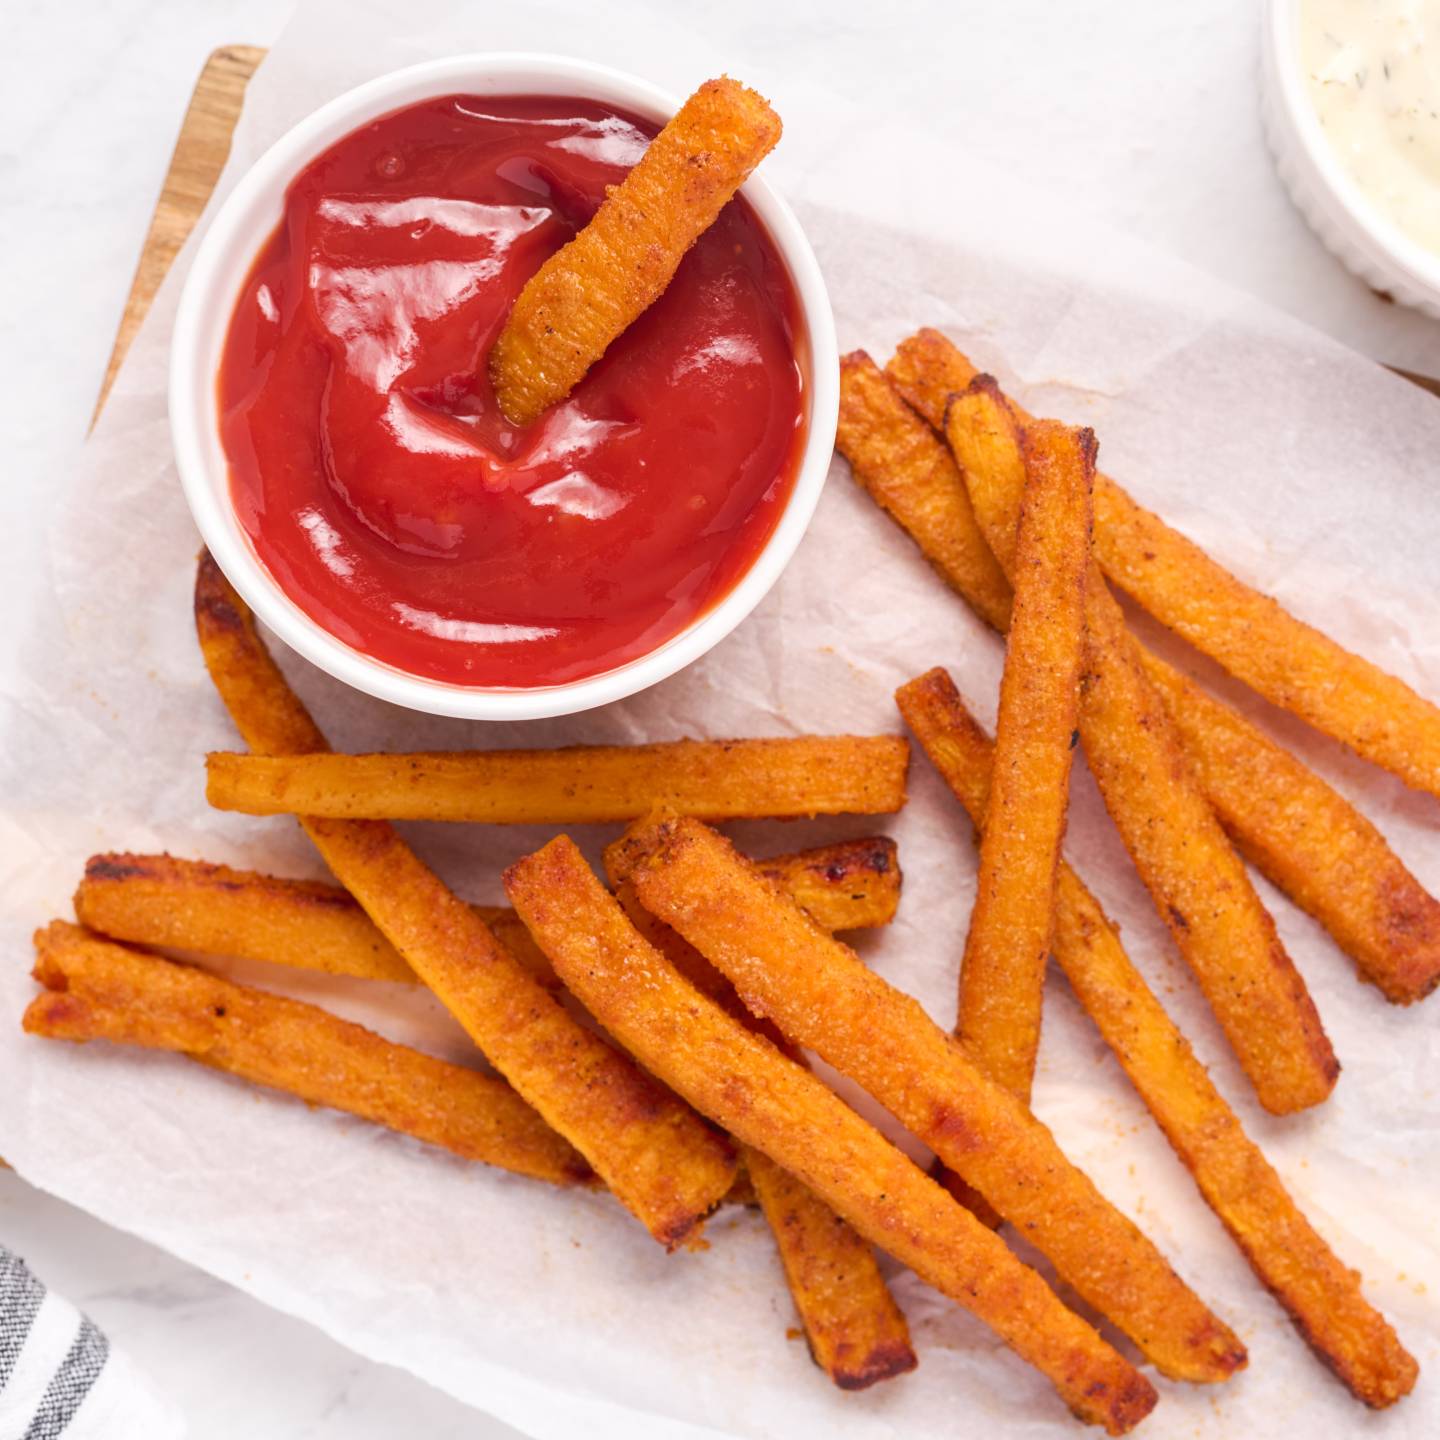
[1,2,1437,1437]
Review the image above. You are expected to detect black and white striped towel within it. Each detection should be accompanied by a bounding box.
[0,1247,182,1439]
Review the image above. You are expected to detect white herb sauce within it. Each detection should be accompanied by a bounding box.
[1301,0,1440,254]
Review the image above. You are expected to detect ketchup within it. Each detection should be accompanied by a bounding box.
[218,95,806,688]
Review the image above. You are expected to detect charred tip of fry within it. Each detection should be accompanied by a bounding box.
[830,1338,920,1391]
[662,1194,731,1252]
[194,549,249,632]
[659,1214,707,1253]
[1078,1373,1162,1435]
[942,375,1022,455]
[965,373,1007,404]
[1210,1334,1250,1377]
[893,665,950,706]
[828,837,897,883]
[83,852,157,883]
[1021,417,1099,474]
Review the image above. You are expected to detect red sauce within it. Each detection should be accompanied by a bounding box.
[218,95,806,688]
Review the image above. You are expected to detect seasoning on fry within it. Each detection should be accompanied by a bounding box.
[958,417,1091,1100]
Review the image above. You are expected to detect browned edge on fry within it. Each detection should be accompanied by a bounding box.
[743,1147,917,1389]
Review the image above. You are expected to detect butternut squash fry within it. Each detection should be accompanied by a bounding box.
[948,379,1337,1116]
[74,840,898,992]
[959,417,1091,1099]
[204,737,909,824]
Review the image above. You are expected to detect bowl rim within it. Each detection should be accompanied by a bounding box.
[1264,0,1440,302]
[170,52,838,722]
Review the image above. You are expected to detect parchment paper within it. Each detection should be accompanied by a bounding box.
[3,2,1439,1436]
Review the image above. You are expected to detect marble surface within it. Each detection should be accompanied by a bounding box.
[3,1,1437,1436]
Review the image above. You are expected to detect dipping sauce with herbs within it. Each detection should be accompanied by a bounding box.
[1301,0,1440,254]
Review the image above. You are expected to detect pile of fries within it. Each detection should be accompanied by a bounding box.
[25,73,1440,1436]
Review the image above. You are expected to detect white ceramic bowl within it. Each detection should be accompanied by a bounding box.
[171,54,837,721]
[1262,0,1440,318]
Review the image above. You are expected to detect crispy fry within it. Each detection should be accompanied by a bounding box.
[948,379,1338,1116]
[872,329,1440,1004]
[741,1149,917,1390]
[617,816,1246,1384]
[959,418,1091,1099]
[1141,655,1440,1005]
[837,351,1012,630]
[896,666,1419,1408]
[193,552,736,1247]
[26,922,591,1187]
[490,77,781,425]
[505,836,1155,1434]
[204,737,909,825]
[75,841,898,993]
[887,329,1440,800]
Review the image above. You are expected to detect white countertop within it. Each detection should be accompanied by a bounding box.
[4,2,1437,1436]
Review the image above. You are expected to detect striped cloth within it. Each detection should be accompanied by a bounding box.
[0,1247,183,1439]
